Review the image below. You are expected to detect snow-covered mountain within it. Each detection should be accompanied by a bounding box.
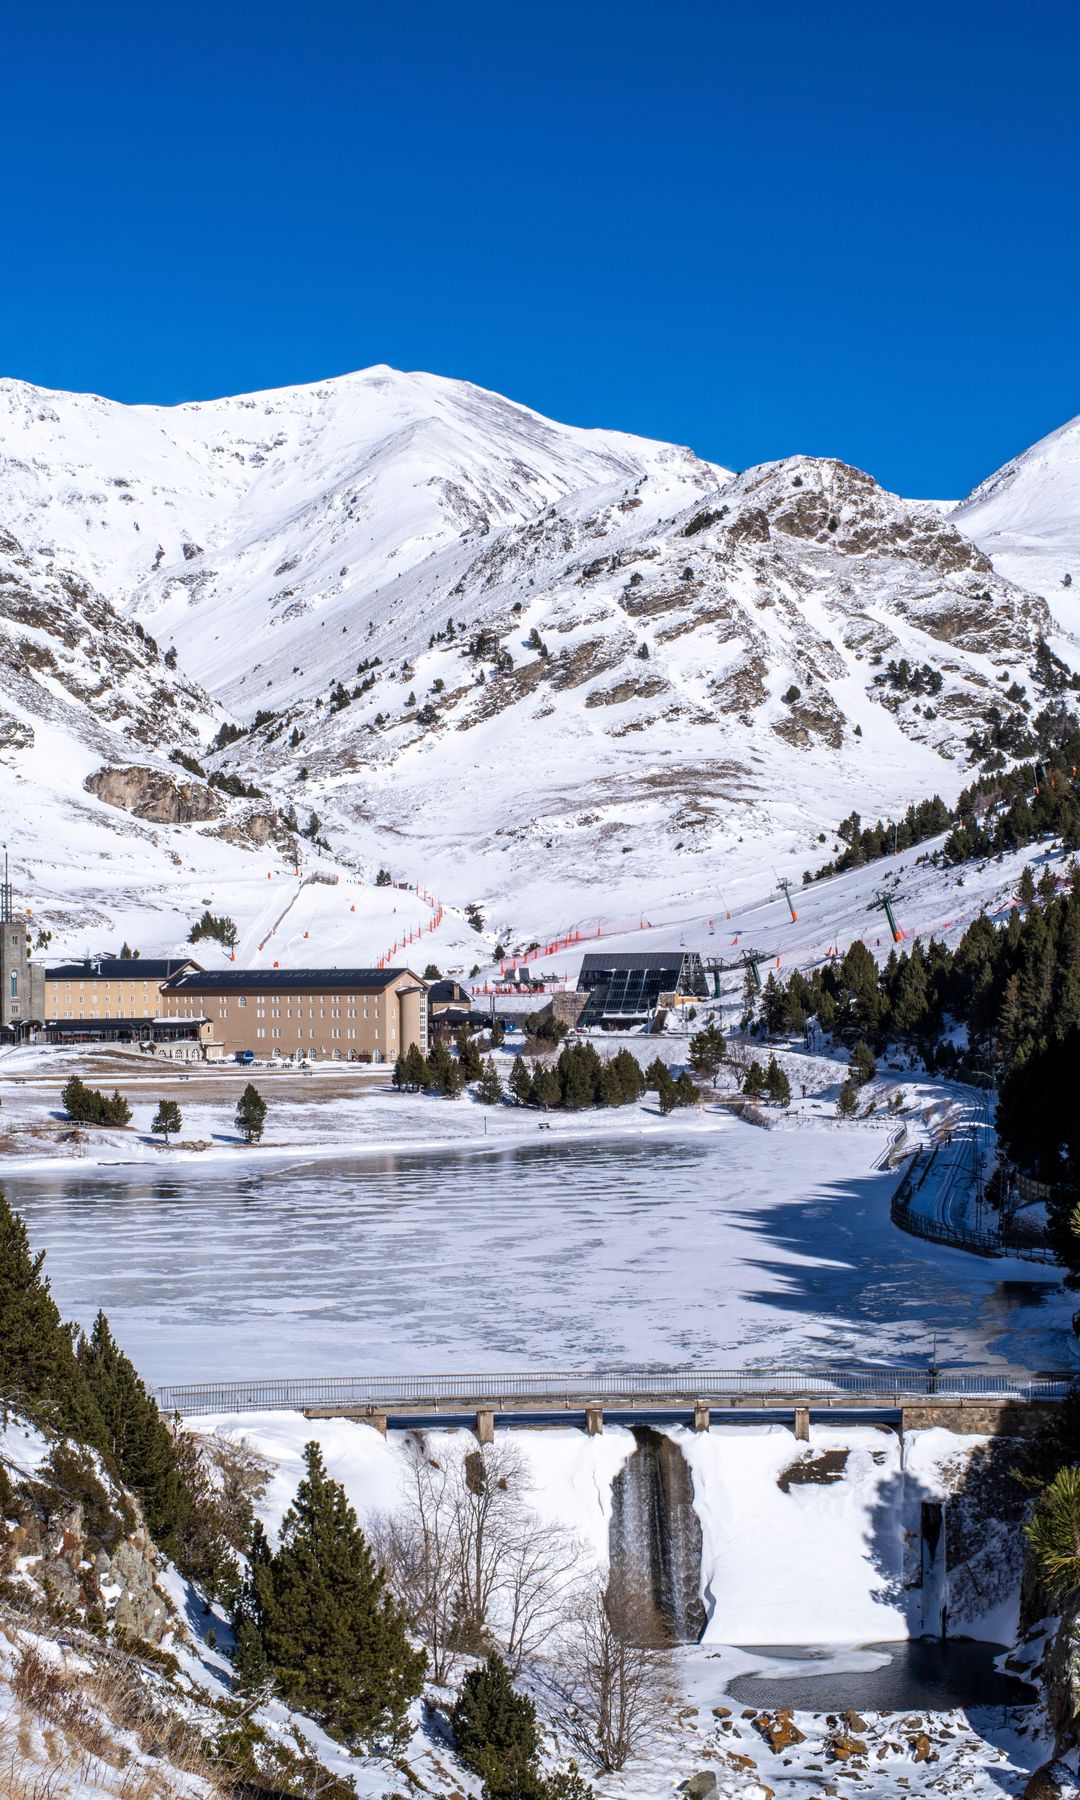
[954,410,1080,639]
[0,366,1072,961]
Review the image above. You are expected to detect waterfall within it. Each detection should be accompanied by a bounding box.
[608,1427,705,1644]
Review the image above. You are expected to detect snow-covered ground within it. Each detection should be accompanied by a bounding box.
[175,1411,1057,1798]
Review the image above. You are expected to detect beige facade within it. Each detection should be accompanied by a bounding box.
[161,968,428,1062]
[44,958,199,1023]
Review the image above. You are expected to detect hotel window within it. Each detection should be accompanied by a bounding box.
[256,1028,266,1038]
[237,996,247,1008]
[331,1028,340,1039]
[347,1027,355,1038]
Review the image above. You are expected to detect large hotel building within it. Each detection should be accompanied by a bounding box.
[160,966,428,1062]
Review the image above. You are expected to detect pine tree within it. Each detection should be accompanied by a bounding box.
[533,1067,562,1111]
[0,1195,104,1446]
[849,1040,877,1085]
[452,1652,543,1799]
[456,1030,483,1082]
[403,1043,428,1090]
[235,1083,268,1143]
[764,1056,791,1107]
[836,1078,860,1118]
[610,1048,644,1103]
[392,1052,406,1090]
[252,1442,425,1744]
[151,1099,182,1143]
[426,1040,454,1093]
[655,1067,679,1114]
[598,1061,624,1107]
[741,1060,766,1099]
[1025,1465,1080,1601]
[78,1312,189,1554]
[675,1070,697,1107]
[688,1021,725,1082]
[509,1055,532,1106]
[490,1019,506,1048]
[476,1058,503,1105]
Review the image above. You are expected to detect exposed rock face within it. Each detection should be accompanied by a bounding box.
[7,1436,172,1645]
[85,764,223,824]
[102,1532,169,1640]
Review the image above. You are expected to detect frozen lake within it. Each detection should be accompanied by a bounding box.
[5,1118,1067,1385]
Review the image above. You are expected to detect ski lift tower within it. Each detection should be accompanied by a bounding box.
[776,877,798,924]
[870,889,903,944]
[705,947,777,995]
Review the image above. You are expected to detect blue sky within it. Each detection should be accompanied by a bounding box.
[3,0,1078,495]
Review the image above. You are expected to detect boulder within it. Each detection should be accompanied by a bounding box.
[681,1776,718,1798]
[828,1732,868,1763]
[1025,1761,1080,1799]
[753,1710,806,1752]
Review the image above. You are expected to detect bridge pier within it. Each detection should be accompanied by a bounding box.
[585,1404,604,1436]
[794,1405,810,1442]
[693,1404,710,1433]
[474,1408,495,1445]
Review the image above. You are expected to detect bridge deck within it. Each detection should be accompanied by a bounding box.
[156,1366,1072,1418]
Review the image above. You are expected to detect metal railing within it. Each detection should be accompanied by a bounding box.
[891,1149,1058,1264]
[155,1365,1074,1416]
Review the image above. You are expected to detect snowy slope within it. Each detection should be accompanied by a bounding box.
[0,365,1071,960]
[955,411,1080,644]
[0,367,715,701]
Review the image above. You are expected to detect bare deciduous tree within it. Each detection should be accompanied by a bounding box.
[372,1432,585,1684]
[560,1575,672,1773]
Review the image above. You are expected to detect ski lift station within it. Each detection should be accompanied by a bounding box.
[576,950,709,1027]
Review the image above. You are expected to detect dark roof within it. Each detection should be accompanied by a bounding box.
[579,950,690,975]
[163,967,418,994]
[427,979,470,1002]
[46,958,199,982]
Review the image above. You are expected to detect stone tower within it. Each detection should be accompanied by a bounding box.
[0,851,43,1034]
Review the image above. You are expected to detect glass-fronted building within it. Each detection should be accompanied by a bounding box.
[576,950,708,1026]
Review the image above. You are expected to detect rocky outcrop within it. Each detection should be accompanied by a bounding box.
[208,807,292,850]
[0,707,33,752]
[6,1436,171,1644]
[84,764,223,824]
